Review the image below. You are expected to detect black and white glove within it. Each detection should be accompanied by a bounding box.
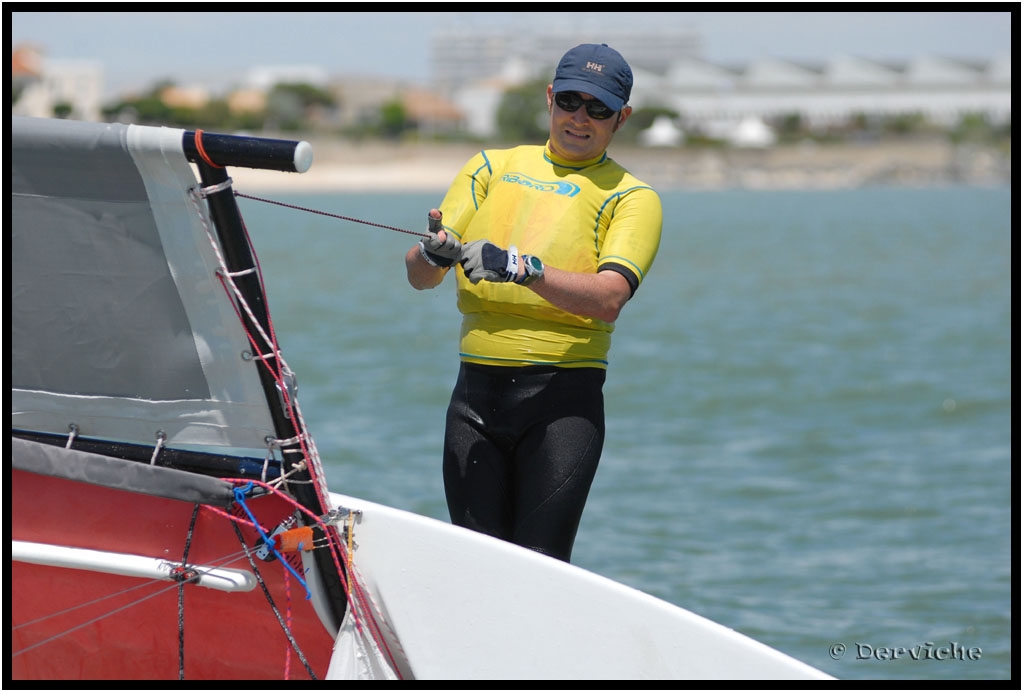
[459,240,520,284]
[418,211,461,268]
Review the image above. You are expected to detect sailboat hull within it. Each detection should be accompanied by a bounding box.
[11,467,335,680]
[326,491,833,680]
[10,115,833,681]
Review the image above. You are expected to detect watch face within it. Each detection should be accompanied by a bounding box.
[527,256,543,273]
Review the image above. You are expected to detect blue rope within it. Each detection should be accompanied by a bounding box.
[233,482,311,600]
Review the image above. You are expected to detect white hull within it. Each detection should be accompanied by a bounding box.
[328,492,832,680]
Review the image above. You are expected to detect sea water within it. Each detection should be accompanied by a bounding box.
[238,184,1013,681]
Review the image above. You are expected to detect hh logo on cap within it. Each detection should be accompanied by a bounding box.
[585,61,605,73]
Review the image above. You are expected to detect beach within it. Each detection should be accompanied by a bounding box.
[229,137,1011,194]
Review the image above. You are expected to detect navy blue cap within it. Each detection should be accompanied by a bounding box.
[552,43,633,111]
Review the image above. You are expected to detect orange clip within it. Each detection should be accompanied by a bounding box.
[274,526,315,553]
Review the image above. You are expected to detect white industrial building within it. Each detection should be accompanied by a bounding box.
[640,53,1013,133]
[432,28,703,99]
[436,31,1012,142]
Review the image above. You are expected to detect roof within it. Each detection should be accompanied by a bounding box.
[665,57,740,90]
[12,44,44,78]
[904,55,987,86]
[740,58,822,89]
[400,88,464,123]
[822,55,901,88]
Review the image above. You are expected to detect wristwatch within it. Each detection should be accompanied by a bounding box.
[516,254,545,286]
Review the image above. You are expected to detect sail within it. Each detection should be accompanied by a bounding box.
[12,117,276,452]
[11,117,833,683]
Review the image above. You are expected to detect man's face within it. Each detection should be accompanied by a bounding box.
[546,85,631,162]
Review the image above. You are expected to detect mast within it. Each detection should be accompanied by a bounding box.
[184,131,349,630]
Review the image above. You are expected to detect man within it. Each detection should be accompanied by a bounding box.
[405,43,662,562]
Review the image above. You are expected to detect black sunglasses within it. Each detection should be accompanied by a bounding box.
[553,91,618,120]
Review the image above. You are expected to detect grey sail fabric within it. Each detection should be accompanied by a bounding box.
[12,437,236,507]
[11,117,276,452]
[12,119,207,400]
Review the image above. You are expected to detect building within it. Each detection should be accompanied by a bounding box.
[13,30,1009,145]
[12,45,103,122]
[431,28,702,99]
[642,53,1013,135]
[436,29,1012,141]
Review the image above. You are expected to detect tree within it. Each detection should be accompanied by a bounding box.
[53,101,74,119]
[265,82,337,131]
[102,80,177,124]
[378,99,410,139]
[271,83,335,108]
[264,88,304,131]
[495,78,550,144]
[951,112,995,144]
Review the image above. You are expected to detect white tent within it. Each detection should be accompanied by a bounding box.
[639,115,685,147]
[729,116,777,148]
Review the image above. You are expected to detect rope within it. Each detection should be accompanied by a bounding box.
[232,483,311,599]
[149,430,166,465]
[12,582,172,659]
[230,521,318,680]
[235,191,428,238]
[187,185,326,501]
[212,481,403,677]
[190,187,333,505]
[178,504,201,680]
[11,546,256,659]
[190,178,404,678]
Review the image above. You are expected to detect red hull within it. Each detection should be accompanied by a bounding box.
[10,468,337,680]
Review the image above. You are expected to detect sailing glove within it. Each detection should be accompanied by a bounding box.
[460,240,520,284]
[418,211,461,268]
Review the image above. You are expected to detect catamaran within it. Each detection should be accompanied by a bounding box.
[11,115,833,681]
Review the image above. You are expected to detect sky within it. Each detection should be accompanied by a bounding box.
[11,10,1014,99]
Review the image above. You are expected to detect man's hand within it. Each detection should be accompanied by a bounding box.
[419,209,461,267]
[460,240,519,284]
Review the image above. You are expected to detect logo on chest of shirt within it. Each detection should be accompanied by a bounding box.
[500,173,580,197]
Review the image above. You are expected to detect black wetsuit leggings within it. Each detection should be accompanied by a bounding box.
[442,363,606,562]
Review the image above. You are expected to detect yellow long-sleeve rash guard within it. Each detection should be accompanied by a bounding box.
[438,142,663,370]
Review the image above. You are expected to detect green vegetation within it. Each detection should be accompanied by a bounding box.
[494,78,549,144]
[614,106,679,146]
[14,76,1005,151]
[100,80,340,133]
[52,101,74,119]
[377,99,411,139]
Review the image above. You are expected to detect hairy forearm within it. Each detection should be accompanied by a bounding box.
[527,266,631,323]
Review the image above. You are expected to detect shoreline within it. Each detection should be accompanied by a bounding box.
[228,138,1012,194]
